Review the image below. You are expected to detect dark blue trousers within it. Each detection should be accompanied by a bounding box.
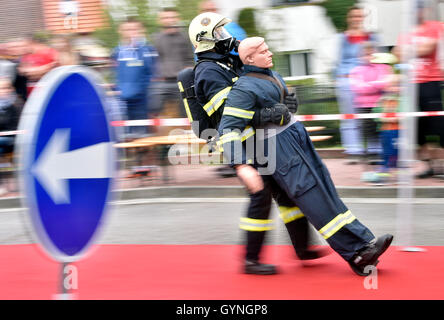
[124,96,148,137]
[244,175,311,261]
[265,122,375,261]
[380,130,398,170]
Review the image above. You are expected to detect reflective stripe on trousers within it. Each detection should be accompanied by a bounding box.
[239,217,274,232]
[278,206,304,224]
[318,210,356,240]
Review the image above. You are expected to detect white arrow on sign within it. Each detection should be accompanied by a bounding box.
[32,128,113,204]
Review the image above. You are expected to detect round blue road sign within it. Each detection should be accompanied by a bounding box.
[17,66,116,262]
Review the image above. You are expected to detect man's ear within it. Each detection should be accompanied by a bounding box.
[246,56,254,65]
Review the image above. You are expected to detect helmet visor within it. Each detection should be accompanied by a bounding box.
[213,26,232,41]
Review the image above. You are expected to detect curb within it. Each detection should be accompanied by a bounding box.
[2,185,444,209]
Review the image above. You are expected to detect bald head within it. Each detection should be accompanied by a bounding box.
[238,37,273,69]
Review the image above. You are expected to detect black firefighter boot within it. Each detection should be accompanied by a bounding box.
[244,259,277,275]
[244,231,277,275]
[348,234,393,276]
[286,217,329,260]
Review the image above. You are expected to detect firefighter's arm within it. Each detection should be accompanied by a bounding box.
[197,67,233,118]
[217,84,256,166]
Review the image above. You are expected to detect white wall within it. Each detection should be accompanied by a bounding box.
[256,5,339,75]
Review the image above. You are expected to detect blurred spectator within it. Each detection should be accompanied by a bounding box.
[51,35,80,66]
[1,39,29,101]
[335,5,378,163]
[18,35,57,98]
[111,17,157,139]
[350,42,392,160]
[0,78,23,151]
[0,43,16,81]
[393,0,444,178]
[199,0,247,56]
[373,74,402,184]
[8,39,29,101]
[150,7,194,125]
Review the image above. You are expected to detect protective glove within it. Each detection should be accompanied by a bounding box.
[284,93,299,113]
[272,103,292,125]
[251,104,291,127]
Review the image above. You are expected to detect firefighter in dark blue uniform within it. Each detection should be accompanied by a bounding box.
[218,37,393,276]
[186,13,327,275]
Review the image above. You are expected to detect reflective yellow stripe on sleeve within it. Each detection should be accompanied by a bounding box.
[203,86,232,116]
[319,210,356,240]
[239,217,274,232]
[218,132,241,145]
[177,81,193,122]
[240,126,255,142]
[278,206,304,224]
[223,107,255,120]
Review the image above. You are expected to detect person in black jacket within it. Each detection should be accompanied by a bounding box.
[187,12,326,275]
[0,78,23,153]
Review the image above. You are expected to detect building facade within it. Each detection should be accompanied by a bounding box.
[0,0,106,42]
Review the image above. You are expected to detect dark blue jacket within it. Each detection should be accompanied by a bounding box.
[217,65,288,165]
[194,51,242,133]
[112,42,157,100]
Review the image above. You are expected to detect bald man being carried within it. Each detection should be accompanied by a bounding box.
[218,37,394,276]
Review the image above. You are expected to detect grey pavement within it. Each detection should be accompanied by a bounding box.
[2,199,444,246]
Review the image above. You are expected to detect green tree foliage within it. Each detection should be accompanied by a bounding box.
[237,8,261,37]
[176,0,204,25]
[94,8,120,49]
[319,0,357,32]
[124,0,159,37]
[94,0,203,49]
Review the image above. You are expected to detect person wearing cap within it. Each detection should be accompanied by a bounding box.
[217,36,394,276]
[188,12,323,275]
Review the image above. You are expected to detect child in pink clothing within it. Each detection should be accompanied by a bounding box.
[350,42,393,159]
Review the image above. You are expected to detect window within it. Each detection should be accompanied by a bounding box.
[273,51,312,77]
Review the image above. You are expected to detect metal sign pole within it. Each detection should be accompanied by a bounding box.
[396,0,426,252]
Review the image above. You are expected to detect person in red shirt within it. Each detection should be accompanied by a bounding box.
[394,1,444,178]
[18,36,58,97]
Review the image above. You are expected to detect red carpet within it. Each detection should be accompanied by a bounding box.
[0,244,443,300]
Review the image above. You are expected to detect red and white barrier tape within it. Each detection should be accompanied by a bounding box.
[110,110,444,127]
[2,111,443,136]
[111,118,191,127]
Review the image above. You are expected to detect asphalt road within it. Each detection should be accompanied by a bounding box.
[1,198,444,246]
